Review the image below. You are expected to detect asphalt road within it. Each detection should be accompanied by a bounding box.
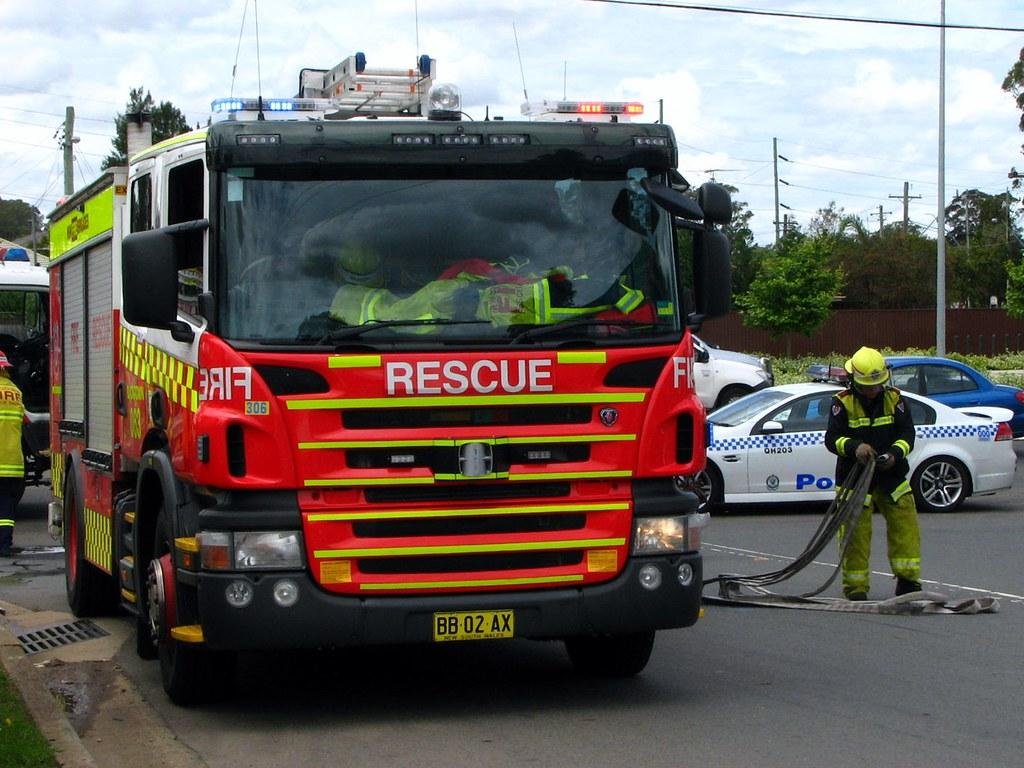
[3,450,1022,768]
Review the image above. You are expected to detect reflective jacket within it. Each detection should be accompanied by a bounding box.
[824,386,915,501]
[0,375,24,479]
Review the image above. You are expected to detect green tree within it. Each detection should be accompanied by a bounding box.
[102,87,190,169]
[1002,46,1024,187]
[737,233,844,355]
[831,218,936,309]
[946,189,1021,307]
[0,198,42,241]
[1006,260,1024,319]
[808,201,847,237]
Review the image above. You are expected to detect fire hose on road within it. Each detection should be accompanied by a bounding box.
[702,461,1000,615]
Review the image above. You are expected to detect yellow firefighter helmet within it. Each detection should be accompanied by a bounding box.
[336,244,383,287]
[844,346,890,387]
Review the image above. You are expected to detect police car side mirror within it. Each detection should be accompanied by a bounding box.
[761,420,784,434]
[693,341,710,364]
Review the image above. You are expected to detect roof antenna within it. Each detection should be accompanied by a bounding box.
[254,0,265,120]
[513,20,529,106]
[229,0,250,98]
[563,61,567,100]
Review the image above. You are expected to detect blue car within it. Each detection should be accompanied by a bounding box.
[886,356,1024,437]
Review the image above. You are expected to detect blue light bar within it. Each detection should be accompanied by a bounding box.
[211,97,324,114]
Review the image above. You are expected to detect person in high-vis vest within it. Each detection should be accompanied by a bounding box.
[328,246,653,328]
[328,245,480,326]
[824,346,922,601]
[0,350,25,557]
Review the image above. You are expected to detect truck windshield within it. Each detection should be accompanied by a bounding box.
[216,169,680,346]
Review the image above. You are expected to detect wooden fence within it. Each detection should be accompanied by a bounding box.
[698,309,1024,357]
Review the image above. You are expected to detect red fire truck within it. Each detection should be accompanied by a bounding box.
[48,54,732,704]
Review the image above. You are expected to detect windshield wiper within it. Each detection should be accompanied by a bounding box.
[509,317,653,344]
[318,318,490,344]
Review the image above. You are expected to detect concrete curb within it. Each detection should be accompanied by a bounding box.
[0,608,98,768]
[0,599,208,768]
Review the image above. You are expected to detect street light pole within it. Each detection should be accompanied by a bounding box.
[936,0,947,355]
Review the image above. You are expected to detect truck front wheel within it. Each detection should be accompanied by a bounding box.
[565,631,656,677]
[147,505,235,706]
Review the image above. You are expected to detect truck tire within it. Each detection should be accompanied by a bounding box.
[146,503,235,705]
[713,384,752,410]
[565,631,656,677]
[64,468,117,617]
[911,456,970,513]
[693,462,724,512]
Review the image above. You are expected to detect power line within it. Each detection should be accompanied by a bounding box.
[0,138,104,158]
[0,116,110,138]
[0,105,113,125]
[582,1,1024,33]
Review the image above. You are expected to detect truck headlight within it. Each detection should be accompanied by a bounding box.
[197,531,303,571]
[632,513,709,555]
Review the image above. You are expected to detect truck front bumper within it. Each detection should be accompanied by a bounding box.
[193,553,702,650]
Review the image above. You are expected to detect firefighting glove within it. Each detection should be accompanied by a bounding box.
[854,443,876,465]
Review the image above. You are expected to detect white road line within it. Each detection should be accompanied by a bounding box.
[705,542,1024,601]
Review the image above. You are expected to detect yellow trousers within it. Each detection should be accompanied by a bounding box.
[839,491,921,597]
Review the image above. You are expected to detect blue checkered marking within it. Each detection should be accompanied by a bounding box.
[710,432,824,451]
[709,423,998,452]
[917,424,997,442]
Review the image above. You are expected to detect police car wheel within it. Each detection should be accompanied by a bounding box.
[911,456,970,513]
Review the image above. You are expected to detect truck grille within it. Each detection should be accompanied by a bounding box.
[343,404,591,429]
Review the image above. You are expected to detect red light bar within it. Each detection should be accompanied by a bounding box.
[555,101,644,116]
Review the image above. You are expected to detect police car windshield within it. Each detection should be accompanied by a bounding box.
[708,389,792,427]
[216,170,680,346]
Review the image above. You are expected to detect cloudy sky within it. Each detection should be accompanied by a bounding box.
[1,0,1022,244]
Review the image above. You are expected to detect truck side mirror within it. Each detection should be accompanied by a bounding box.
[697,183,732,225]
[122,229,194,342]
[692,229,731,320]
[693,340,710,364]
[639,178,704,220]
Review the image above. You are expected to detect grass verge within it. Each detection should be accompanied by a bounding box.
[0,664,57,768]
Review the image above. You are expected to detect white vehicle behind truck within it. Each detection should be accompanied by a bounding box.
[692,335,772,410]
[0,258,49,485]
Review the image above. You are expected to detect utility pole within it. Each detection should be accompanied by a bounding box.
[60,106,79,196]
[870,206,891,234]
[936,0,947,356]
[773,137,780,246]
[889,181,921,234]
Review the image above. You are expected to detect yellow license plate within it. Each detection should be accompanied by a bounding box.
[432,610,514,642]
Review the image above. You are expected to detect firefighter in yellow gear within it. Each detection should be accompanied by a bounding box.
[327,246,648,327]
[0,350,25,557]
[328,245,478,326]
[824,346,922,601]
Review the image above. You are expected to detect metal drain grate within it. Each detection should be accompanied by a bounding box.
[16,620,109,654]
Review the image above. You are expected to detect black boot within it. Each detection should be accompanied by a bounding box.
[895,577,922,596]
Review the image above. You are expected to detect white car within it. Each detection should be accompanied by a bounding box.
[693,383,1016,512]
[692,335,773,410]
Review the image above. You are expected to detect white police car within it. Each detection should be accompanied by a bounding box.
[693,383,1016,512]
